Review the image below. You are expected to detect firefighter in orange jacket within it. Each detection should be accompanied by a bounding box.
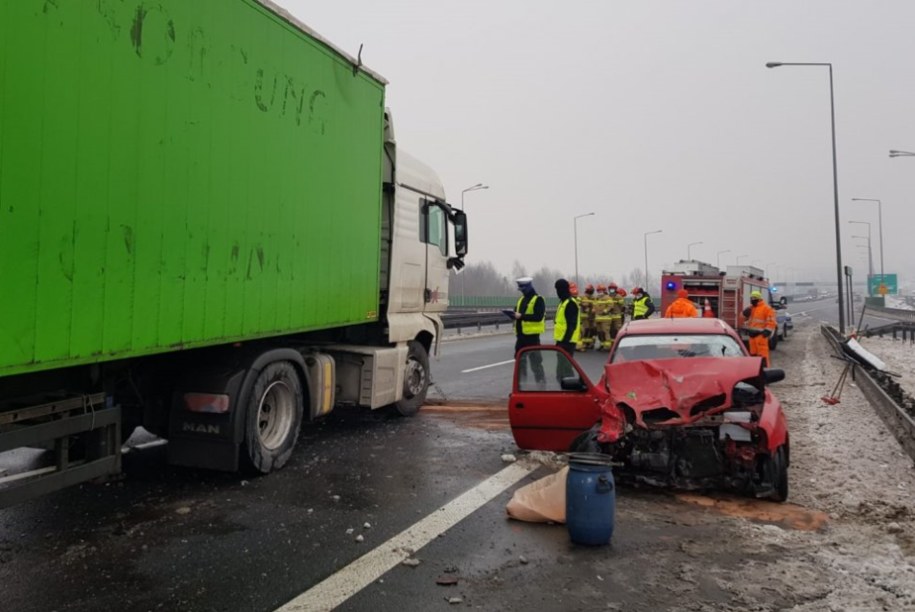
[664,289,698,318]
[743,290,777,366]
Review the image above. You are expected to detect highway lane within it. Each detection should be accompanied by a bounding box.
[431,330,609,404]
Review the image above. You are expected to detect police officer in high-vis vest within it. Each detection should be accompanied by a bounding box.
[630,287,656,320]
[553,278,581,383]
[512,277,546,383]
[553,278,581,355]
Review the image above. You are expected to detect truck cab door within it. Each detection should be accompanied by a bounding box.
[421,200,449,308]
[508,347,603,451]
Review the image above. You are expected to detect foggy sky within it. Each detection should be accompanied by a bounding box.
[284,0,915,286]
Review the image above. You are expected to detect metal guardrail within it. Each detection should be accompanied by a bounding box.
[821,324,915,463]
[862,305,915,323]
[442,309,557,330]
[860,321,915,341]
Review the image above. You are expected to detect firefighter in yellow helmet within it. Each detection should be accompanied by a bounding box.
[606,282,624,345]
[594,283,614,350]
[577,283,597,351]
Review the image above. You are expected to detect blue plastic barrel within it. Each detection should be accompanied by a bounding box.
[566,452,615,546]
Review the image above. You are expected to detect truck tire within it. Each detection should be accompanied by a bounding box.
[394,341,429,417]
[243,361,303,473]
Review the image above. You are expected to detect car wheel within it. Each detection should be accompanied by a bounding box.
[569,427,602,453]
[393,341,430,416]
[770,446,789,502]
[758,446,788,502]
[244,361,304,474]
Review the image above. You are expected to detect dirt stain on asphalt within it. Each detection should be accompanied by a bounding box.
[422,405,508,431]
[675,492,830,531]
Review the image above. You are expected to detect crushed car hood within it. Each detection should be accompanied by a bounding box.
[598,356,765,443]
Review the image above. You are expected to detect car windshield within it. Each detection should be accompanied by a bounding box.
[610,333,745,362]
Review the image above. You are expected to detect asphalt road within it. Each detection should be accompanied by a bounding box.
[0,302,870,611]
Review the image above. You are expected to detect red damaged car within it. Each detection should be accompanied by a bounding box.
[508,318,789,501]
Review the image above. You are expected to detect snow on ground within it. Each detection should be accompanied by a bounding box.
[719,324,915,610]
[857,334,915,394]
[885,296,915,311]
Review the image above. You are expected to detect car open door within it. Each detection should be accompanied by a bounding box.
[508,347,603,451]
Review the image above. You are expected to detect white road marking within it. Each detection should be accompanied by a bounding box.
[461,359,515,373]
[275,460,538,612]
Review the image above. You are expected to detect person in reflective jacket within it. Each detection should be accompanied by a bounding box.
[513,277,546,383]
[630,287,656,320]
[664,289,698,318]
[742,290,777,366]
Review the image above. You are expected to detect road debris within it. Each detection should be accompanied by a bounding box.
[401,558,421,567]
[446,596,463,604]
[500,453,517,463]
[436,575,459,586]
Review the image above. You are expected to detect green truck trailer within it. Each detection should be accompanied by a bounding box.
[0,0,468,506]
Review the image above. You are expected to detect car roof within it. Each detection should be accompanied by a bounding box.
[620,318,737,336]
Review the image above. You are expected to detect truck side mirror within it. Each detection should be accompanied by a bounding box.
[452,209,468,256]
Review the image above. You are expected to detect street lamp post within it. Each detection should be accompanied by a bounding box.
[848,220,873,280]
[574,212,596,288]
[687,241,703,261]
[851,199,884,289]
[766,61,845,333]
[716,249,730,269]
[460,183,488,210]
[459,183,489,306]
[643,230,663,289]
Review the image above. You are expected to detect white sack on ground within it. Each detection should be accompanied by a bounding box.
[506,467,568,523]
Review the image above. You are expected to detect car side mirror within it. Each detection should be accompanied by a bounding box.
[560,376,588,391]
[763,368,785,384]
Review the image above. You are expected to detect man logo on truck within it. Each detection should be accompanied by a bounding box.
[182,422,221,435]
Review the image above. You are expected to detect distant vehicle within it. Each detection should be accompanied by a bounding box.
[508,318,790,501]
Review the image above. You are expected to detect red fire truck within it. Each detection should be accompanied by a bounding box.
[659,261,783,349]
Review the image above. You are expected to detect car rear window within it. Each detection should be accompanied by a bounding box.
[611,334,745,362]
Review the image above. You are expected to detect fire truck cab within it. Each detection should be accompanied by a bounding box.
[660,261,783,350]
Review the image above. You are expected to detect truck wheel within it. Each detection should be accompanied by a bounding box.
[244,361,303,473]
[394,341,429,416]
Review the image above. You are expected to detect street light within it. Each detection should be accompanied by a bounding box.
[716,249,730,269]
[460,183,488,210]
[851,236,871,266]
[687,241,703,261]
[848,220,874,279]
[643,230,663,289]
[574,212,596,287]
[851,198,884,288]
[889,150,915,158]
[459,183,488,306]
[766,61,845,333]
